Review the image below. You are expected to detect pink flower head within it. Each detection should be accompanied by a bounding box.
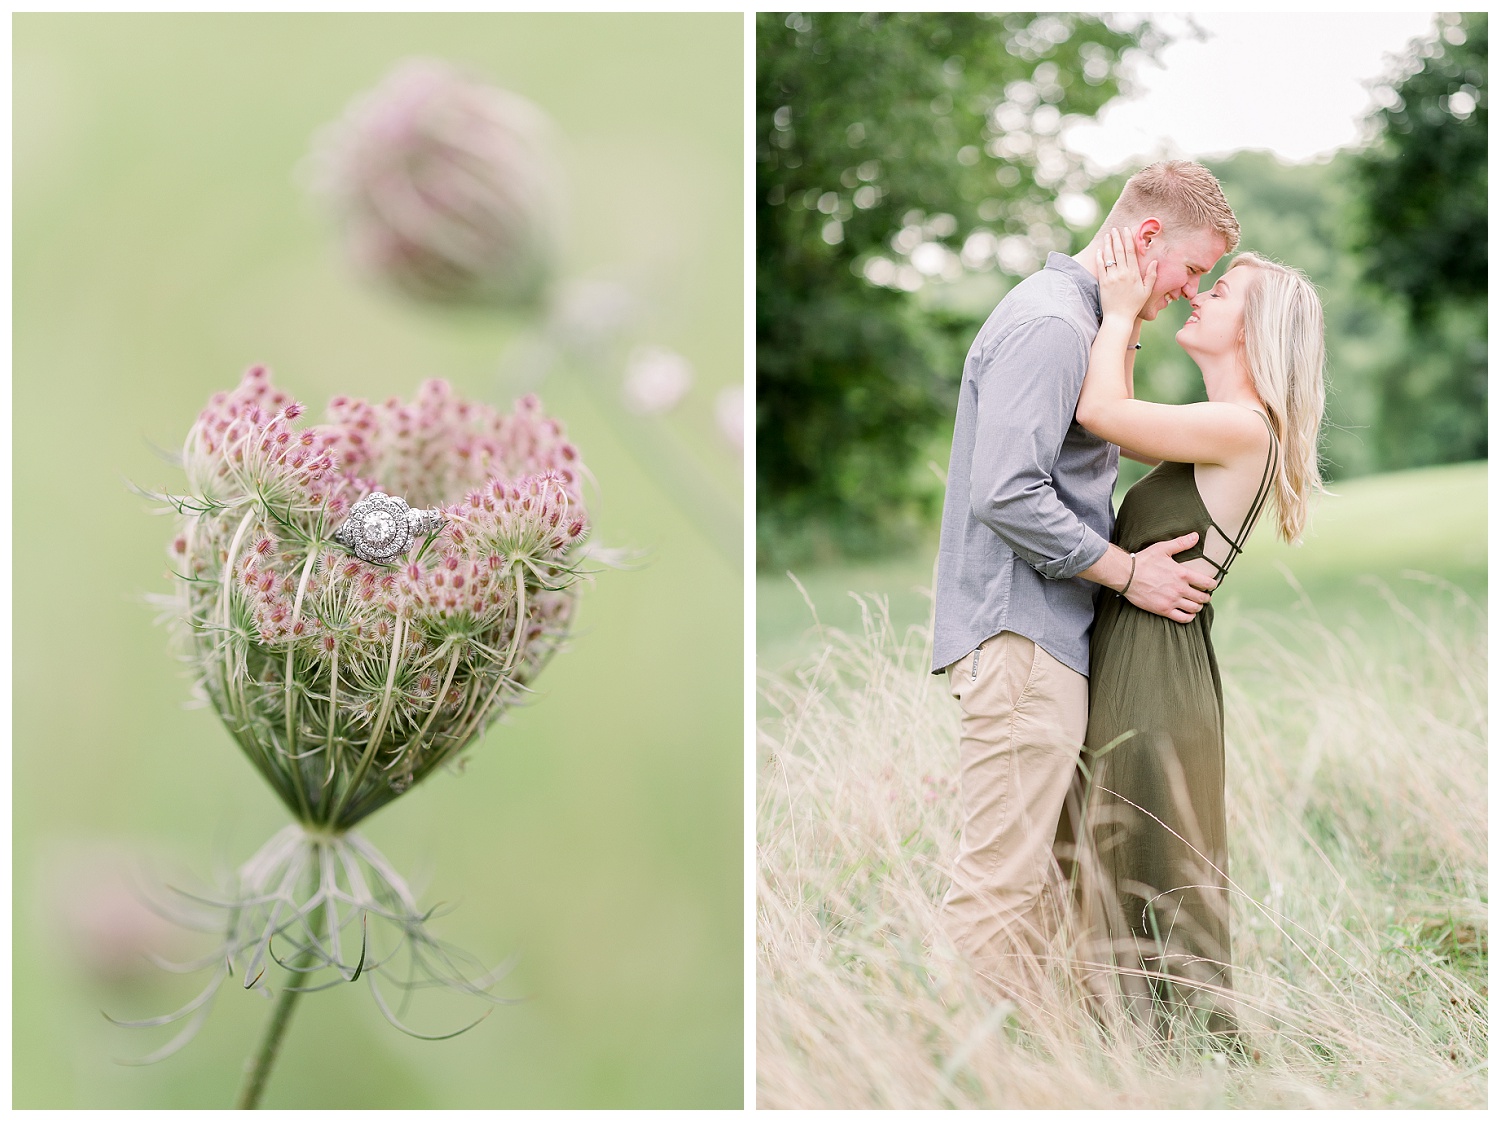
[323,378,582,511]
[163,366,592,830]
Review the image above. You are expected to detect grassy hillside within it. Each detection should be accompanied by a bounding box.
[758,460,1486,671]
[756,460,1487,1108]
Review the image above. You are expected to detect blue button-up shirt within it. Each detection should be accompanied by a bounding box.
[931,252,1117,676]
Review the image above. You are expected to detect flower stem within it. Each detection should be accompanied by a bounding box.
[236,853,328,1109]
[235,961,308,1109]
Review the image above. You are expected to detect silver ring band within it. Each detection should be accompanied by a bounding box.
[334,492,446,564]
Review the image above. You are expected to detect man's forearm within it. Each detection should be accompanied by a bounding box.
[1078,543,1133,593]
[1082,534,1216,623]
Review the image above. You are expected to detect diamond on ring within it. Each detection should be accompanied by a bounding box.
[334,492,446,564]
[1104,259,1117,268]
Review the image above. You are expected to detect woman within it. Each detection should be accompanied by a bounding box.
[1064,228,1326,1044]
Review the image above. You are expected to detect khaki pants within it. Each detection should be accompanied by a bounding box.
[941,630,1088,994]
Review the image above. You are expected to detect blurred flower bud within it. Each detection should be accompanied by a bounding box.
[41,841,189,985]
[548,277,639,362]
[622,345,694,415]
[309,58,562,309]
[715,384,745,456]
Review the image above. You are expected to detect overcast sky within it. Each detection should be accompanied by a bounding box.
[1063,12,1441,171]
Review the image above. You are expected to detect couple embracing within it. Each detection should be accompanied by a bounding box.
[933,161,1326,1043]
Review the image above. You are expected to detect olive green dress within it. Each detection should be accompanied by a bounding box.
[1070,416,1276,1041]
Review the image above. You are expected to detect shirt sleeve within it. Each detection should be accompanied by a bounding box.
[968,315,1110,580]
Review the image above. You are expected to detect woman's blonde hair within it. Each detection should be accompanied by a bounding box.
[1233,252,1327,544]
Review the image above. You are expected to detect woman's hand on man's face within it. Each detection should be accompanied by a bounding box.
[1097,226,1156,324]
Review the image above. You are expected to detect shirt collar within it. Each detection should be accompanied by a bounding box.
[1044,251,1102,321]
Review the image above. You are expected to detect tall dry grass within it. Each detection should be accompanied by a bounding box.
[757,577,1486,1108]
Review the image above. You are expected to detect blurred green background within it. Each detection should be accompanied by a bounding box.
[15,13,743,1109]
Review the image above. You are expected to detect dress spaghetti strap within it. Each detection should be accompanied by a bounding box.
[1195,411,1279,582]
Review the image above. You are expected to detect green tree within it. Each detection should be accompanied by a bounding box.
[1352,12,1486,467]
[756,12,1155,565]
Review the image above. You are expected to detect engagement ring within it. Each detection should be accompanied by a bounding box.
[1104,259,1117,268]
[334,492,445,564]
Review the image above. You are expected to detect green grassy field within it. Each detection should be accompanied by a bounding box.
[15,15,742,1109]
[759,460,1487,671]
[757,461,1487,1108]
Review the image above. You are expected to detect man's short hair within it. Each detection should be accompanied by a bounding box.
[1105,160,1240,253]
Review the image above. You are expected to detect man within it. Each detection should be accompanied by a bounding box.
[931,161,1241,992]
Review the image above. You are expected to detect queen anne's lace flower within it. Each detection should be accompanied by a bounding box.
[125,367,595,1063]
[163,365,589,830]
